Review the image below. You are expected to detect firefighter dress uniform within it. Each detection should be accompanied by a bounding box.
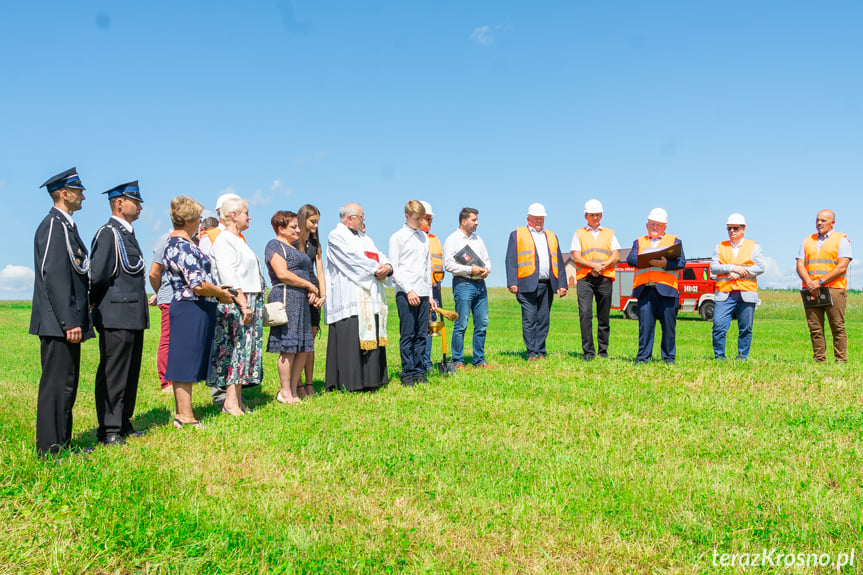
[31,168,95,456]
[89,181,150,445]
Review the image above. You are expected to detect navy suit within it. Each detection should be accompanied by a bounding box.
[505,228,566,358]
[90,219,150,440]
[30,207,94,455]
[626,237,685,363]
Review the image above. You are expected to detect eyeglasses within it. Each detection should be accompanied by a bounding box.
[350,214,365,220]
[726,226,743,232]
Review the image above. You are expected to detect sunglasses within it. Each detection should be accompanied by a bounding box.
[726,226,743,232]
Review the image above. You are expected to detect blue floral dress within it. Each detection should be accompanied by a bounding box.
[163,236,218,383]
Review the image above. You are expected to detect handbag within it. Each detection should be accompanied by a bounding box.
[263,242,291,327]
[263,284,288,326]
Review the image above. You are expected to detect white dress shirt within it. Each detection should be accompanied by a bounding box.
[529,226,551,280]
[443,228,492,279]
[388,224,432,296]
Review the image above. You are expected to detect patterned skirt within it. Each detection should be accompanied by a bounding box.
[207,293,264,389]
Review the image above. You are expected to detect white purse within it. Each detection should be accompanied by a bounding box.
[263,285,288,327]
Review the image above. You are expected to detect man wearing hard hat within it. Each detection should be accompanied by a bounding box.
[505,203,568,361]
[626,208,686,364]
[570,199,620,360]
[710,213,765,360]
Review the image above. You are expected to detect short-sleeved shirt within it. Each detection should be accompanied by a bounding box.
[164,236,216,302]
[293,235,320,287]
[796,231,853,261]
[152,232,174,305]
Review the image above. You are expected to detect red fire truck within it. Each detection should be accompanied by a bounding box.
[564,253,717,321]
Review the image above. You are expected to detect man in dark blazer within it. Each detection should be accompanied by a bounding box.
[505,203,568,360]
[89,181,149,446]
[31,167,94,457]
[626,208,686,364]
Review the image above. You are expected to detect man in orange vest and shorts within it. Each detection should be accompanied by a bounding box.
[570,199,620,361]
[796,209,852,363]
[710,213,765,360]
[626,208,686,364]
[505,203,568,361]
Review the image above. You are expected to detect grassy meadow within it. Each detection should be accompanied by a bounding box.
[1,289,862,574]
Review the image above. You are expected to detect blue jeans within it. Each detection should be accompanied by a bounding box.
[451,277,488,366]
[396,292,430,383]
[712,292,756,360]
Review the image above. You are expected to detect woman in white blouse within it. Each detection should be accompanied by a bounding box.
[207,197,265,416]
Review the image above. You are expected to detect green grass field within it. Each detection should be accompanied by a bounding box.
[1,289,861,574]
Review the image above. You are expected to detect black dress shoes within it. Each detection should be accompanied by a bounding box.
[122,428,148,438]
[100,434,127,447]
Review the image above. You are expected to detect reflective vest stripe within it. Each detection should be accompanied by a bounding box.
[715,239,758,292]
[581,248,612,256]
[803,233,847,289]
[632,235,678,290]
[515,227,559,280]
[575,228,616,280]
[429,234,444,283]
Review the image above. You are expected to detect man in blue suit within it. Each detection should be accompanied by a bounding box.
[505,203,568,361]
[626,208,686,364]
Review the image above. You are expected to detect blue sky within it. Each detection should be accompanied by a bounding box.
[2,1,861,298]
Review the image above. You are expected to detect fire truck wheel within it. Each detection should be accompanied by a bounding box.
[623,302,638,320]
[699,300,715,322]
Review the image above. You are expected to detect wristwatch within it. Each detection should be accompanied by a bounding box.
[818,279,824,286]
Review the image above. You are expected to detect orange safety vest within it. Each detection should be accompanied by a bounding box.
[203,227,245,245]
[802,232,848,289]
[715,239,758,293]
[516,227,559,279]
[633,235,679,291]
[575,227,616,281]
[429,233,444,283]
[203,227,221,245]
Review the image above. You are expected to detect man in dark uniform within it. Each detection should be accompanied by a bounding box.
[31,167,94,457]
[89,181,150,446]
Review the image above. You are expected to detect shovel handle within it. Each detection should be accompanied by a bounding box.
[441,323,448,356]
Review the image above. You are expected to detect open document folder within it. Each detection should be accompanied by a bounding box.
[636,242,683,268]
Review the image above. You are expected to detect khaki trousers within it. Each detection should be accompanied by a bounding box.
[804,287,847,362]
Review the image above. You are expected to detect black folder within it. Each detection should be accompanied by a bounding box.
[636,242,683,269]
[800,286,833,308]
[454,245,485,268]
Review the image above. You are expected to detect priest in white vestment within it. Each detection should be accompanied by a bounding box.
[325,203,393,392]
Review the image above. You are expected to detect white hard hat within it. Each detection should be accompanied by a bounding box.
[527,202,547,217]
[216,193,241,211]
[726,213,746,226]
[647,207,668,224]
[420,201,434,217]
[584,199,604,213]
